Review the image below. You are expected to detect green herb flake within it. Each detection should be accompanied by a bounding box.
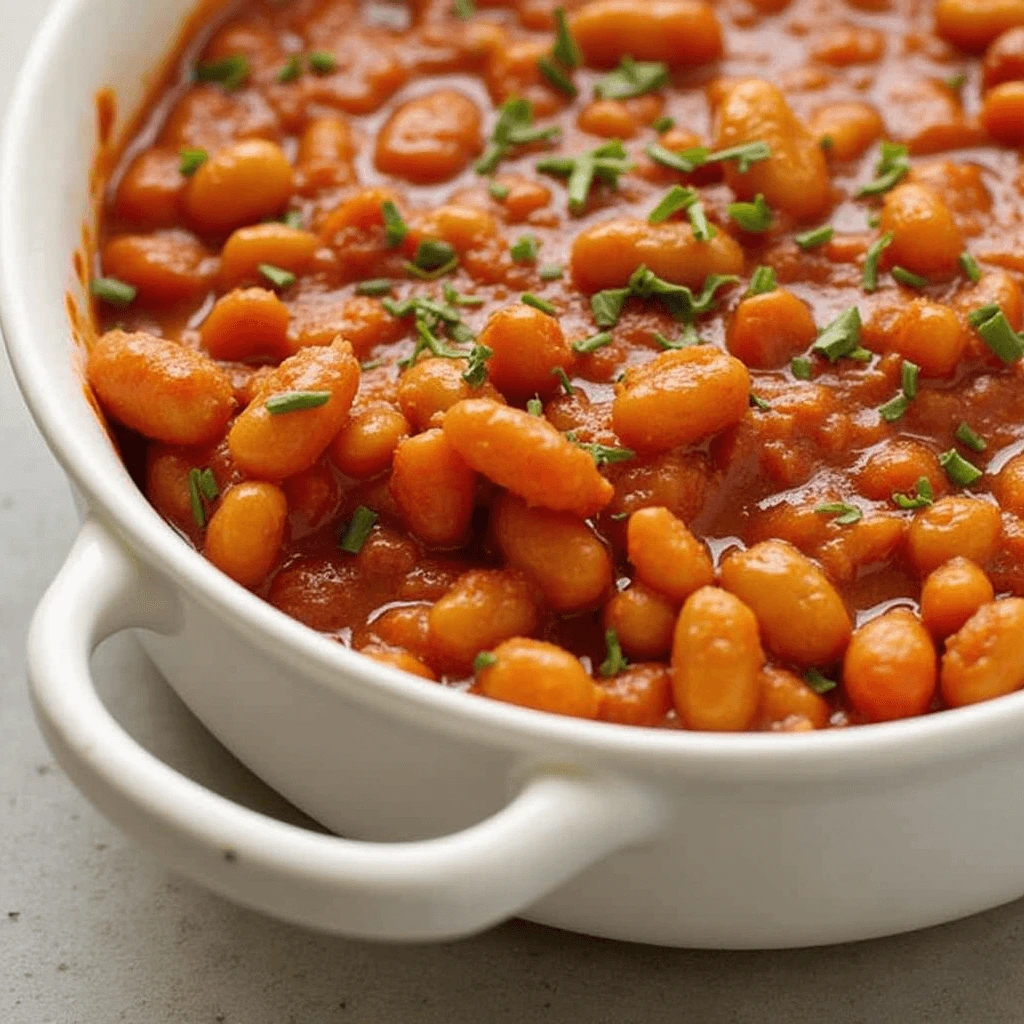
[572,331,613,354]
[276,54,302,84]
[862,232,894,293]
[488,180,511,200]
[806,668,837,694]
[539,263,564,281]
[568,435,636,466]
[598,628,629,677]
[527,396,543,416]
[795,225,834,250]
[359,358,384,371]
[282,209,304,230]
[747,265,778,296]
[551,365,574,395]
[258,263,297,290]
[179,147,208,177]
[476,98,561,176]
[188,469,207,529]
[653,325,700,349]
[970,305,1024,364]
[652,115,675,133]
[939,448,983,488]
[522,293,557,315]
[955,421,987,453]
[856,141,911,198]
[815,501,863,526]
[339,505,378,555]
[879,394,910,423]
[648,184,696,225]
[194,54,251,91]
[537,139,633,215]
[595,56,668,100]
[307,50,338,75]
[819,134,835,152]
[462,343,493,387]
[265,390,332,415]
[473,651,497,672]
[645,143,707,174]
[408,239,459,279]
[591,287,630,328]
[510,233,540,264]
[959,251,982,283]
[944,71,967,91]
[197,467,219,502]
[892,476,934,510]
[551,5,582,68]
[749,393,771,411]
[537,56,578,96]
[355,278,393,297]
[90,277,137,308]
[381,200,408,248]
[791,355,813,380]
[901,360,920,400]
[812,306,862,363]
[891,265,929,289]
[727,193,773,233]
[453,0,476,19]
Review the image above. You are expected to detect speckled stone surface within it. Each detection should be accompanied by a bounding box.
[6,6,1024,1021]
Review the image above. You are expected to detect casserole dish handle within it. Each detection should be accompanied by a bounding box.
[27,518,666,941]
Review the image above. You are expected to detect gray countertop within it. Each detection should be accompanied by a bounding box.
[4,5,1024,1020]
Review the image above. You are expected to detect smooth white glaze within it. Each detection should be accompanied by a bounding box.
[7,0,1024,948]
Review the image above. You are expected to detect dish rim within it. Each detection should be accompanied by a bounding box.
[7,0,1024,780]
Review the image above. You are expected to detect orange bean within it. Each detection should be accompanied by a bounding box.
[113,148,184,229]
[907,496,1001,575]
[183,139,293,236]
[726,290,818,369]
[982,26,1024,87]
[204,481,288,588]
[101,230,214,304]
[199,287,291,362]
[808,102,884,161]
[758,667,830,730]
[359,644,437,681]
[602,585,676,660]
[920,557,996,639]
[577,100,638,139]
[671,586,764,731]
[330,404,409,479]
[997,453,1024,514]
[856,440,946,502]
[477,304,574,401]
[282,460,340,532]
[570,0,723,68]
[720,540,852,666]
[941,598,1024,706]
[476,638,602,718]
[228,340,360,480]
[219,223,320,289]
[843,609,937,722]
[570,216,743,293]
[492,492,612,613]
[879,182,964,278]
[598,663,674,726]
[375,89,483,183]
[396,358,503,431]
[612,347,750,455]
[428,569,540,672]
[714,79,830,221]
[626,506,714,604]
[87,329,234,446]
[935,0,1024,53]
[443,399,614,517]
[390,428,477,546]
[982,81,1024,145]
[296,116,356,193]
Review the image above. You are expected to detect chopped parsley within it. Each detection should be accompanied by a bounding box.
[551,365,575,395]
[891,265,928,289]
[590,265,738,328]
[856,141,910,197]
[815,501,863,526]
[749,393,771,411]
[652,115,675,133]
[510,233,540,264]
[194,54,251,91]
[473,651,497,672]
[258,263,296,290]
[90,277,137,308]
[595,57,668,100]
[461,343,493,386]
[453,0,476,19]
[726,193,773,233]
[939,449,983,488]
[538,56,577,96]
[339,505,378,554]
[811,307,862,363]
[806,669,837,695]
[959,251,982,283]
[893,476,934,510]
[307,50,338,75]
[522,293,557,315]
[969,304,1024,363]
[488,180,511,200]
[355,278,393,297]
[955,422,987,453]
[598,628,629,677]
[476,98,560,176]
[179,147,208,177]
[572,331,613,354]
[646,139,771,175]
[795,225,834,250]
[791,355,812,380]
[862,232,894,292]
[551,5,582,68]
[406,239,459,279]
[536,139,634,215]
[276,55,302,84]
[539,263,564,280]
[381,200,408,248]
[265,390,332,414]
[747,265,777,296]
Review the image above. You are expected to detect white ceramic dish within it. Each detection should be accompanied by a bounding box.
[9,0,1024,950]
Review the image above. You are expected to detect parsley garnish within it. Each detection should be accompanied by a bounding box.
[339,506,378,554]
[90,277,137,308]
[381,200,408,248]
[856,141,910,197]
[939,449,983,488]
[893,476,934,510]
[815,501,862,526]
[862,232,894,292]
[476,98,560,175]
[747,266,777,296]
[265,391,332,414]
[179,147,208,177]
[812,307,862,363]
[510,234,540,264]
[727,193,773,233]
[795,225,833,250]
[595,57,668,100]
[955,422,986,453]
[194,54,250,91]
[598,628,629,677]
[536,139,634,215]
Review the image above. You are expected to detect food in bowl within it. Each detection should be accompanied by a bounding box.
[84,0,1024,732]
